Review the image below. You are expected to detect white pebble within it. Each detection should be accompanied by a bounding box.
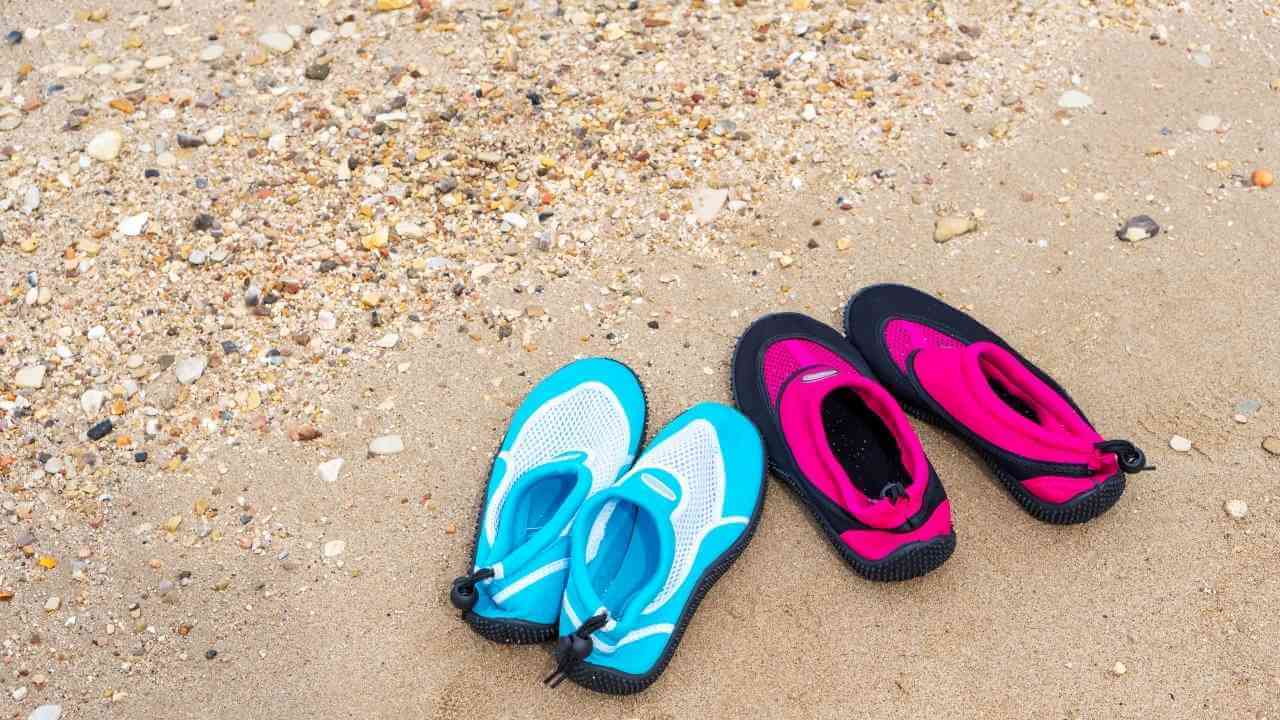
[322,539,346,558]
[80,389,108,416]
[199,45,224,62]
[317,458,345,483]
[1057,90,1093,109]
[174,355,208,385]
[1112,662,1127,676]
[373,333,400,349]
[368,435,404,456]
[1169,435,1192,452]
[1224,499,1248,519]
[118,212,149,237]
[258,31,295,53]
[15,365,46,389]
[87,130,124,161]
[28,705,62,720]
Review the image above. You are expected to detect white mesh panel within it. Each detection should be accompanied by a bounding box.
[628,419,726,614]
[484,382,632,545]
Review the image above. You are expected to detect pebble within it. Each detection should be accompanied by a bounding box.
[368,435,404,456]
[1252,168,1274,188]
[374,333,400,348]
[1057,90,1093,109]
[1223,499,1248,519]
[692,187,729,224]
[502,212,528,229]
[15,365,46,389]
[80,388,108,416]
[310,29,333,46]
[199,45,224,62]
[12,687,28,701]
[118,212,149,236]
[305,63,331,81]
[87,419,114,441]
[87,129,124,161]
[258,31,295,53]
[44,596,61,612]
[322,540,346,558]
[317,458,345,483]
[177,133,205,148]
[1197,114,1221,132]
[174,355,208,385]
[934,216,977,243]
[203,126,226,145]
[1111,662,1127,676]
[1262,437,1280,456]
[144,55,174,70]
[1117,215,1159,242]
[28,707,62,720]
[1169,435,1192,452]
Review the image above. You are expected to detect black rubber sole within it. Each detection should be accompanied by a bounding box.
[769,461,956,581]
[453,359,649,645]
[728,313,956,582]
[559,468,768,695]
[899,398,1125,525]
[462,612,557,644]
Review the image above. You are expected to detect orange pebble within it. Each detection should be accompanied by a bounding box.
[1252,169,1274,188]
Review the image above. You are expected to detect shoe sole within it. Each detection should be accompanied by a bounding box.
[898,398,1125,525]
[561,464,768,695]
[455,359,649,645]
[728,318,956,582]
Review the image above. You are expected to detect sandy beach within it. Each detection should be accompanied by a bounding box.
[1,1,1277,718]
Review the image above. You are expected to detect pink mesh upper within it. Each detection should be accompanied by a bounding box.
[762,339,852,407]
[884,318,964,372]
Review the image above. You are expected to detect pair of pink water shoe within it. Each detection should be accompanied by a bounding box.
[733,284,1151,581]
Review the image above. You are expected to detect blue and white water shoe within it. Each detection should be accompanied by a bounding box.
[450,358,646,644]
[545,402,766,693]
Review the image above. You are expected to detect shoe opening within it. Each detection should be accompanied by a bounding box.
[820,388,913,500]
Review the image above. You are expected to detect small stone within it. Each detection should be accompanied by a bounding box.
[310,29,333,46]
[144,55,174,70]
[1197,114,1221,132]
[305,63,331,81]
[288,425,322,442]
[800,103,817,121]
[199,45,224,62]
[1223,499,1248,519]
[1234,399,1262,416]
[1117,215,1159,242]
[188,250,207,265]
[87,129,124,161]
[174,355,207,385]
[435,177,458,194]
[4,30,22,45]
[376,0,413,9]
[118,212,149,236]
[258,31,295,53]
[28,707,62,720]
[1111,662,1127,676]
[87,419,114,441]
[1169,435,1192,452]
[502,212,528,229]
[203,126,225,146]
[13,687,28,701]
[176,133,204,148]
[1252,169,1274,189]
[318,458,345,483]
[836,237,852,251]
[1057,90,1093,109]
[934,216,977,243]
[692,187,729,224]
[368,435,404,456]
[81,389,108,416]
[15,365,45,388]
[205,649,218,660]
[1262,437,1280,456]
[44,596,61,612]
[317,310,338,331]
[373,333,400,348]
[322,540,346,558]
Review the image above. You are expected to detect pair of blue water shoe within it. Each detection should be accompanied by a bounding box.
[448,358,766,695]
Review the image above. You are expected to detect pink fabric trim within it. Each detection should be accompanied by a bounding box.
[1022,472,1112,504]
[912,341,1103,465]
[772,347,930,529]
[884,318,964,372]
[840,500,953,561]
[762,339,848,407]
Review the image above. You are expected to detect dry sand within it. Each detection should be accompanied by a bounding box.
[2,1,1278,719]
